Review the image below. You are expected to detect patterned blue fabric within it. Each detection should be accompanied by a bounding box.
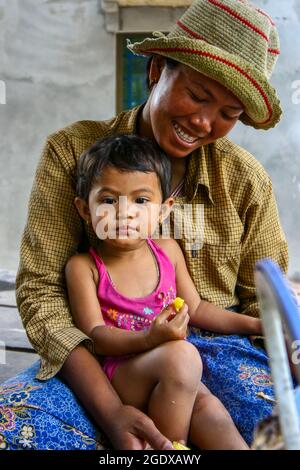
[187,328,274,445]
[0,331,274,449]
[0,361,107,450]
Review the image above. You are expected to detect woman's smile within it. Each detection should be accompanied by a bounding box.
[172,120,203,146]
[139,60,244,158]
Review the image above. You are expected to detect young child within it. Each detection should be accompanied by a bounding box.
[65,134,262,449]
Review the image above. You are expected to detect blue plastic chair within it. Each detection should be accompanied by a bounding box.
[255,259,300,449]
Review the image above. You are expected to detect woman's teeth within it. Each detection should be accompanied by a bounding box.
[173,122,198,143]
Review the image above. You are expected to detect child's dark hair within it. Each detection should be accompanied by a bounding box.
[76,134,172,202]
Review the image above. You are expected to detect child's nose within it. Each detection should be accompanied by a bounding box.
[117,198,136,220]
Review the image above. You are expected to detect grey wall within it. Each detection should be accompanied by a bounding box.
[230,0,300,276]
[0,0,300,276]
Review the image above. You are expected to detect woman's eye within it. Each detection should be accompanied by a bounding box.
[102,197,116,204]
[222,112,239,121]
[135,197,149,204]
[189,91,205,103]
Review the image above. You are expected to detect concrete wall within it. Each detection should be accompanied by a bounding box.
[0,0,300,276]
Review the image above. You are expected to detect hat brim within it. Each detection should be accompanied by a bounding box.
[127,36,282,130]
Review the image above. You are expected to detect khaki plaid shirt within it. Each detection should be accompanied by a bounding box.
[16,105,288,380]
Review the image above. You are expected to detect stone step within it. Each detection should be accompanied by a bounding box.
[0,350,39,383]
[0,290,17,307]
[0,269,16,292]
[0,305,33,350]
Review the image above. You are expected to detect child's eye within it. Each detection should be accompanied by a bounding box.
[135,197,149,204]
[102,197,116,204]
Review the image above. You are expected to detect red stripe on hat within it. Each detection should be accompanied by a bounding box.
[178,19,279,56]
[256,8,276,26]
[268,48,280,55]
[177,20,206,41]
[234,1,276,27]
[208,0,269,42]
[140,47,272,124]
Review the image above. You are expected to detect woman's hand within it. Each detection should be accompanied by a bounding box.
[106,404,173,450]
[145,303,189,349]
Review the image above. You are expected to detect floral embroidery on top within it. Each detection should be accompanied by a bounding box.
[104,285,176,332]
[106,308,118,322]
[161,286,176,310]
[143,307,154,315]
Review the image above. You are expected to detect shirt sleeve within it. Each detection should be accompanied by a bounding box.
[16,136,94,380]
[236,178,289,317]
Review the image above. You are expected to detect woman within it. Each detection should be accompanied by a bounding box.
[1,0,288,449]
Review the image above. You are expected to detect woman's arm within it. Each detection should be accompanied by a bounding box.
[189,300,262,335]
[236,179,288,317]
[170,239,262,335]
[15,136,93,379]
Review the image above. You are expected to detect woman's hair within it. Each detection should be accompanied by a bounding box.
[76,134,172,202]
[146,56,179,89]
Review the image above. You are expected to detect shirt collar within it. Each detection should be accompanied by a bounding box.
[119,103,144,134]
[185,145,214,204]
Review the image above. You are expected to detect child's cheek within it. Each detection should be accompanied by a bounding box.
[94,205,117,239]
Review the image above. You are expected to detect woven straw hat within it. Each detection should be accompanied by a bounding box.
[127,0,282,130]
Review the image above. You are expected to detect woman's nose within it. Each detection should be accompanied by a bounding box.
[189,112,213,135]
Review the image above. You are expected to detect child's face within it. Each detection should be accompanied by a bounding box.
[76,166,173,248]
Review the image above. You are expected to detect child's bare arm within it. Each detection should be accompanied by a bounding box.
[65,254,188,356]
[169,240,262,335]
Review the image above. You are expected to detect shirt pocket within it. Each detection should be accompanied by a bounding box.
[203,242,242,299]
[186,241,242,302]
[204,242,242,268]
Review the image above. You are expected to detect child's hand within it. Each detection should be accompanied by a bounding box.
[145,303,189,349]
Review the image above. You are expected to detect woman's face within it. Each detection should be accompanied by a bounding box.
[140,57,244,158]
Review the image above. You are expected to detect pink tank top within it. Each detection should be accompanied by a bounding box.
[89,239,177,332]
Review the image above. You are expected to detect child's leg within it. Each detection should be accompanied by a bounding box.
[111,340,202,444]
[190,382,249,450]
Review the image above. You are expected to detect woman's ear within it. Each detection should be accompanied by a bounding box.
[159,197,175,223]
[74,197,91,224]
[149,55,165,88]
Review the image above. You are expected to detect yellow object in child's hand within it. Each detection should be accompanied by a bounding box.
[172,441,190,450]
[173,297,185,312]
